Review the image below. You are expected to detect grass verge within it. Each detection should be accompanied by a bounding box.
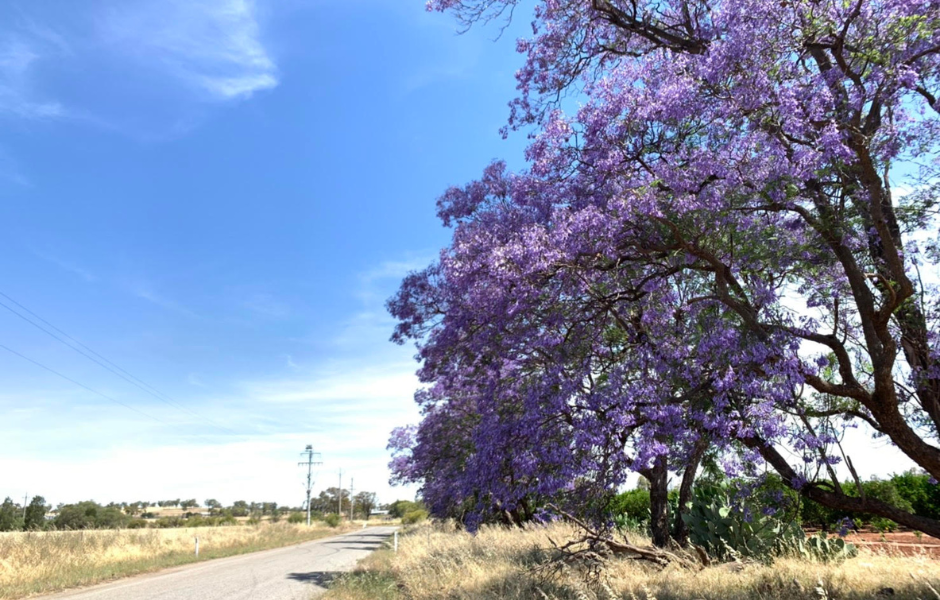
[323,522,940,600]
[0,522,354,599]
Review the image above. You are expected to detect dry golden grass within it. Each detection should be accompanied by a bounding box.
[0,522,351,599]
[324,522,940,600]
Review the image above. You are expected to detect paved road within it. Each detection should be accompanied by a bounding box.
[43,527,397,600]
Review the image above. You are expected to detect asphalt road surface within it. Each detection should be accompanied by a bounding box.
[42,527,397,600]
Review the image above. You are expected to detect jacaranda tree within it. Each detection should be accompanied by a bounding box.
[389,0,940,540]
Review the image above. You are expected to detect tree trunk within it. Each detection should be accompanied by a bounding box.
[643,455,670,548]
[673,435,708,546]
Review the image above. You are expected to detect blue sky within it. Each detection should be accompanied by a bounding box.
[0,0,530,507]
[0,0,917,510]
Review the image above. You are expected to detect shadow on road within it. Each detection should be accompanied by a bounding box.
[320,532,390,551]
[287,571,342,587]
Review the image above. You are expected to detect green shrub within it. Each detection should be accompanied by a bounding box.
[608,489,650,524]
[287,512,306,524]
[54,501,131,530]
[401,509,428,525]
[324,513,342,528]
[388,500,423,519]
[891,470,940,520]
[612,513,646,534]
[155,517,186,528]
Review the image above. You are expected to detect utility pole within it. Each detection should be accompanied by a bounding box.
[297,445,322,527]
[23,494,27,520]
[337,469,343,517]
[349,478,355,521]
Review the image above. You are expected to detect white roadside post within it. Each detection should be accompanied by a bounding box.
[393,530,398,552]
[195,536,199,557]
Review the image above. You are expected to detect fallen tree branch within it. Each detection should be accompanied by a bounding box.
[545,504,699,569]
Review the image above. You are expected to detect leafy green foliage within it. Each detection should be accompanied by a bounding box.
[800,476,916,530]
[231,501,250,517]
[54,501,130,530]
[354,491,378,519]
[612,513,647,534]
[401,509,428,525]
[23,496,47,531]
[310,488,350,515]
[608,489,650,525]
[324,513,342,527]
[387,500,424,519]
[0,497,22,532]
[891,470,940,520]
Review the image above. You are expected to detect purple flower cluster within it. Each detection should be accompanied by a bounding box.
[389,0,940,533]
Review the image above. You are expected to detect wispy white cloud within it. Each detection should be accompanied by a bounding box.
[0,255,426,507]
[0,34,67,119]
[356,252,435,306]
[0,431,417,507]
[32,249,97,282]
[97,0,278,101]
[0,145,29,186]
[132,284,200,318]
[246,362,418,406]
[285,354,300,370]
[16,16,71,56]
[360,255,435,284]
[0,1,280,175]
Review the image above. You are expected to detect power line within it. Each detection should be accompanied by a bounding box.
[0,290,237,435]
[0,343,170,425]
[0,342,245,448]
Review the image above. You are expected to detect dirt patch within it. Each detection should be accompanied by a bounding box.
[841,531,940,558]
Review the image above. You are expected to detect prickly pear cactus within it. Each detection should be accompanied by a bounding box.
[682,488,857,563]
[682,488,791,562]
[781,530,858,562]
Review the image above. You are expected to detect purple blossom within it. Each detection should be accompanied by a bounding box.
[388,0,940,535]
[837,517,855,537]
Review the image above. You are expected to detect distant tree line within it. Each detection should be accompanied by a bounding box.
[0,496,47,531]
[0,490,395,531]
[302,487,378,520]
